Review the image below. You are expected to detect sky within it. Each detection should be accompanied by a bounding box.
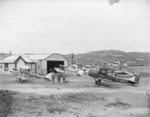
[0,0,149,54]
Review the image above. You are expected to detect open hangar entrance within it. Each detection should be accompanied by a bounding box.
[43,53,69,75]
[47,60,64,73]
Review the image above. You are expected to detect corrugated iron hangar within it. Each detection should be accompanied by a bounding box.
[0,53,68,75]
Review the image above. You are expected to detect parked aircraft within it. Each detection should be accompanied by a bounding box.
[85,67,141,86]
[55,64,85,76]
[11,66,46,82]
[14,65,31,82]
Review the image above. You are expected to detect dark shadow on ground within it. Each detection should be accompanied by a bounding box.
[92,82,123,89]
[0,90,15,117]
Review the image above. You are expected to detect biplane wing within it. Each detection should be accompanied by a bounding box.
[56,65,85,76]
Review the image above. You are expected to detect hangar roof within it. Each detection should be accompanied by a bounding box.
[27,54,50,61]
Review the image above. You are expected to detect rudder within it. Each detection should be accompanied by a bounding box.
[134,72,141,84]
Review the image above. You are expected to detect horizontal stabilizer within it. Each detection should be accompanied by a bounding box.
[128,72,141,84]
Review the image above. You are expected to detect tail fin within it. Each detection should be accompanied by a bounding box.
[128,72,141,84]
[134,72,141,84]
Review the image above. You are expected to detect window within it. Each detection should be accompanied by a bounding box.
[4,63,8,71]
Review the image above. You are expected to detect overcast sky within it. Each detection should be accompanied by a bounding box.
[0,0,149,54]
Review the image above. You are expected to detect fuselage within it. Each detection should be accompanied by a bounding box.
[87,68,140,84]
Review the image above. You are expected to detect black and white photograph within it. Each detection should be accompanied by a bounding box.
[0,0,150,117]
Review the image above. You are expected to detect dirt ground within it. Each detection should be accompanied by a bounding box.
[0,66,150,117]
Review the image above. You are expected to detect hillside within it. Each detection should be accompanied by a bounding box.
[1,51,150,66]
[65,50,150,66]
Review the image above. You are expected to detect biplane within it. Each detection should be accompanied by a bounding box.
[11,65,45,82]
[55,64,85,76]
[15,65,31,82]
[85,67,141,86]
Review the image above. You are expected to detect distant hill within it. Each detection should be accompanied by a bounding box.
[65,50,150,66]
[1,51,150,66]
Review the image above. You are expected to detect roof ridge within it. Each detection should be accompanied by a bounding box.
[21,55,34,63]
[26,56,33,62]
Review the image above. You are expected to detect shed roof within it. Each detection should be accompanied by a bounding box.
[21,56,33,63]
[0,53,67,63]
[0,55,19,63]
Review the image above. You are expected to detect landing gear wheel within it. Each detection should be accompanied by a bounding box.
[16,78,21,82]
[95,79,101,86]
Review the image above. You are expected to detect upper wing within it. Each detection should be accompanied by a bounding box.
[54,68,64,73]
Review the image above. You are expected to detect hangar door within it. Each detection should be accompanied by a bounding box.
[47,61,64,73]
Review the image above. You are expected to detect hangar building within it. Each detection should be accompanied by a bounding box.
[0,53,68,75]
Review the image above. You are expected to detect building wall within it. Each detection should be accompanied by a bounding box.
[0,63,4,71]
[26,63,36,73]
[8,64,15,71]
[42,60,47,75]
[16,59,26,69]
[36,60,42,75]
[0,63,15,72]
[31,64,36,73]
